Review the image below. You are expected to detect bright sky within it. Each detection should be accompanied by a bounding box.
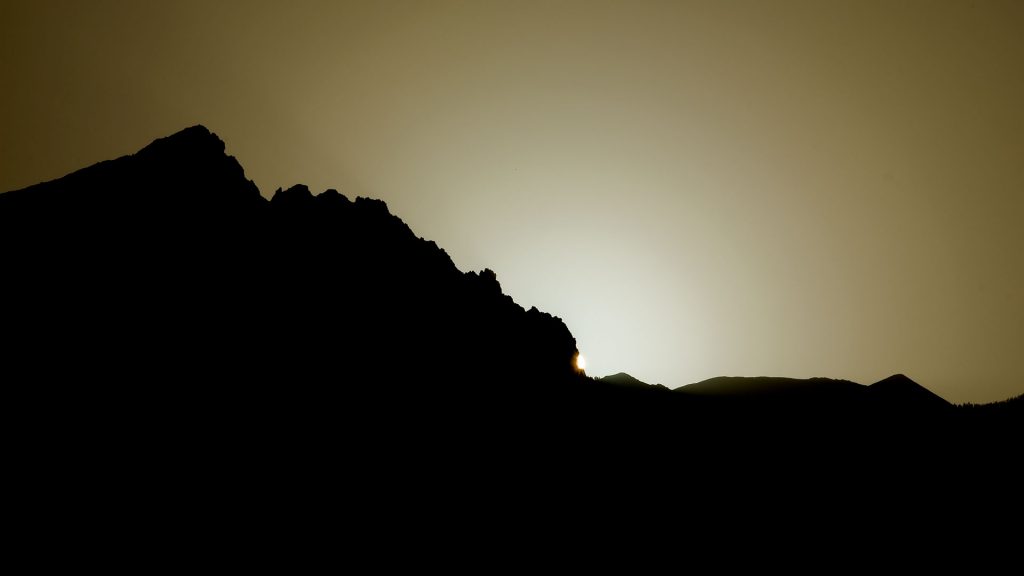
[3,1,1022,403]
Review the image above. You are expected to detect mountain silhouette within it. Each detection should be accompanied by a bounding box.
[4,125,1021,545]
[4,126,1018,429]
[1,126,588,452]
[6,127,1019,420]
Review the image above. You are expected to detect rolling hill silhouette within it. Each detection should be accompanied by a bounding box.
[677,375,864,397]
[675,374,954,414]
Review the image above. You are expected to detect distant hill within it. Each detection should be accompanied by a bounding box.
[597,372,668,390]
[676,376,863,397]
[674,374,957,417]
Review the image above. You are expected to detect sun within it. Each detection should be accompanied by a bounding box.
[575,352,586,371]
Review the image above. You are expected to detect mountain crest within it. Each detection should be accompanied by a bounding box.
[868,374,951,408]
[1,125,581,396]
[135,124,225,159]
[270,184,316,206]
[0,125,262,218]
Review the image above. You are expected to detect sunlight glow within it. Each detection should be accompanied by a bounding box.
[576,353,586,371]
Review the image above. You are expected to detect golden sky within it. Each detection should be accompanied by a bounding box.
[2,0,1022,403]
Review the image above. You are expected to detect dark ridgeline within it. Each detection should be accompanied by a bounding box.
[1,126,587,445]
[3,126,1020,547]
[675,373,956,416]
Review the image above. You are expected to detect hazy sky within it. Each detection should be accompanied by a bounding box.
[3,1,1022,403]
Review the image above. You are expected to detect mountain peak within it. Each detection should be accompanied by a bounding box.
[0,124,263,214]
[872,373,916,387]
[135,125,225,160]
[869,374,950,408]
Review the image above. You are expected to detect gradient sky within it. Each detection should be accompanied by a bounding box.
[3,1,1022,403]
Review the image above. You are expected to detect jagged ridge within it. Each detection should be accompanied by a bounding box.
[0,126,582,403]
